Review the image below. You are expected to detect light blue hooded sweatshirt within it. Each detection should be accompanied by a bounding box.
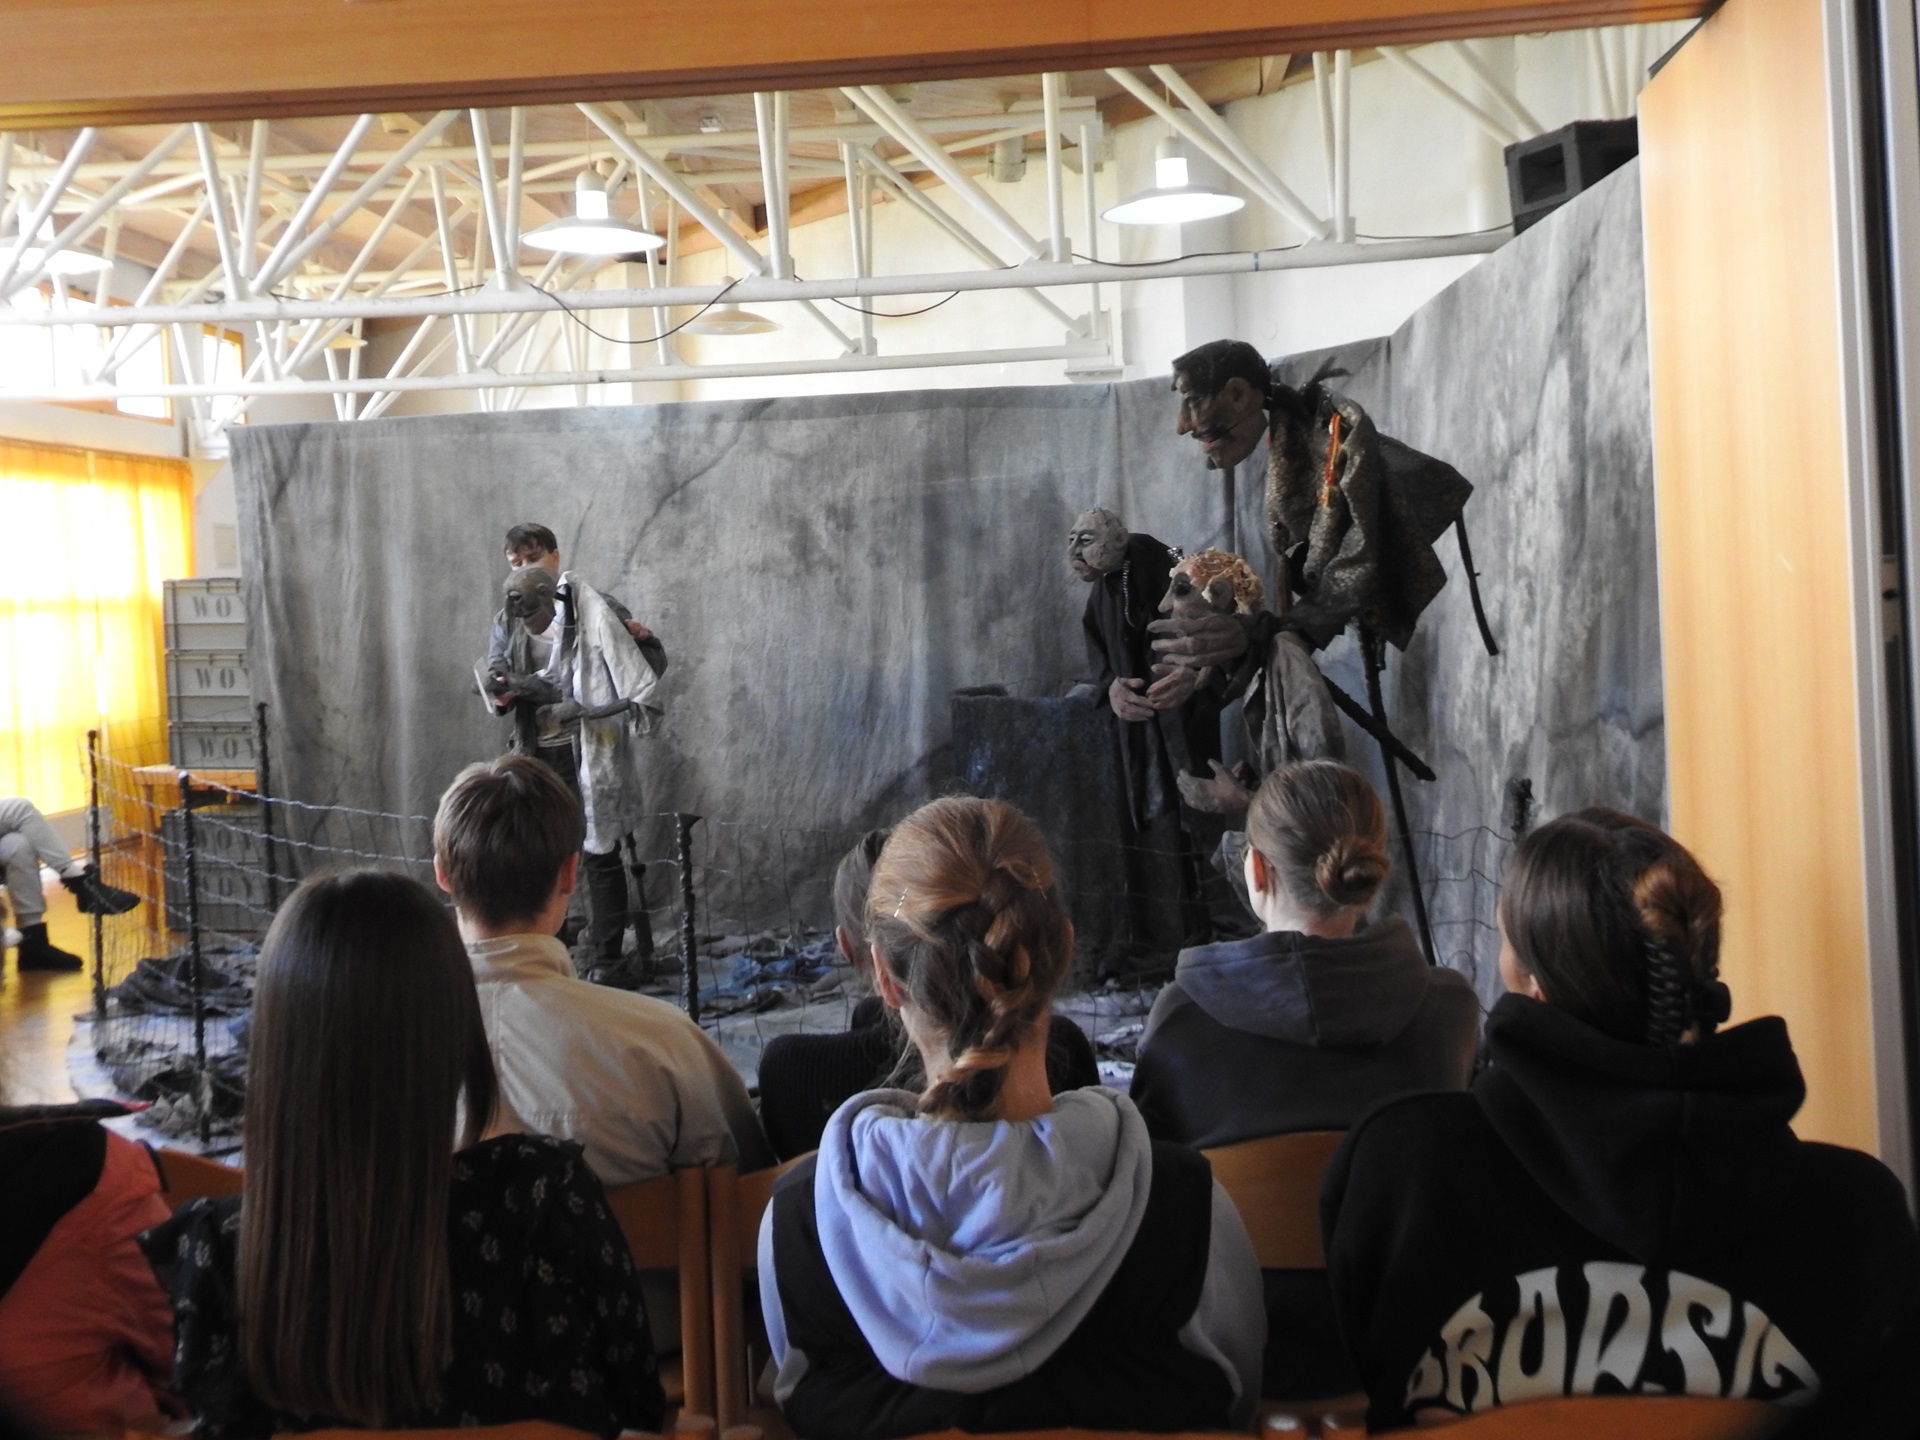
[758,1085,1265,1428]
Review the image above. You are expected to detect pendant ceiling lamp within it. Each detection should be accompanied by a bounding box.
[523,171,665,256]
[684,279,780,335]
[3,221,113,278]
[1102,136,1245,227]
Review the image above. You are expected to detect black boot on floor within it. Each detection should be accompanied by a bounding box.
[584,850,644,988]
[61,864,140,916]
[17,922,83,973]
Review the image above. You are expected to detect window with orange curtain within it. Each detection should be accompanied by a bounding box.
[0,438,195,814]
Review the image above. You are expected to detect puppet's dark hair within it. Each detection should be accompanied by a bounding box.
[1171,339,1273,402]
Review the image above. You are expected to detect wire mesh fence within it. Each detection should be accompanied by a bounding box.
[67,710,1513,1152]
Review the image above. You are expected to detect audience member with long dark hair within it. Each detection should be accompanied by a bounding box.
[1321,809,1920,1432]
[141,869,665,1440]
[757,827,1099,1160]
[758,797,1263,1440]
[1130,759,1479,1399]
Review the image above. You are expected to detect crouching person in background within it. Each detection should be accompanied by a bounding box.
[141,869,664,1438]
[759,797,1265,1440]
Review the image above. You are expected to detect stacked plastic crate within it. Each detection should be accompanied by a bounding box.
[163,578,268,933]
[164,578,255,771]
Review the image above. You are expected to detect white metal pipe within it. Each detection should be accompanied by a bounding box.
[24,339,1116,405]
[1106,69,1325,239]
[361,327,458,421]
[1447,41,1543,136]
[753,94,788,280]
[471,248,575,369]
[844,86,1044,262]
[2,232,1508,331]
[1041,73,1068,264]
[191,123,248,301]
[254,110,460,293]
[841,144,875,354]
[1147,63,1329,241]
[1313,54,1336,213]
[0,135,13,236]
[774,92,792,276]
[856,144,1075,327]
[1376,46,1520,147]
[505,107,526,261]
[428,165,475,375]
[0,128,96,296]
[0,124,190,301]
[241,120,268,266]
[468,108,512,288]
[1079,121,1100,328]
[1334,50,1353,244]
[252,113,377,288]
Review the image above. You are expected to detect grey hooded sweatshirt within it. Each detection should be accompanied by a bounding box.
[758,1086,1264,1429]
[1130,916,1480,1150]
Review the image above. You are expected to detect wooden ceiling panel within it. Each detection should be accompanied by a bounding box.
[0,0,1708,129]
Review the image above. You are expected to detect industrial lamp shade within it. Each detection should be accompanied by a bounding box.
[522,170,666,255]
[684,279,780,335]
[1102,136,1245,226]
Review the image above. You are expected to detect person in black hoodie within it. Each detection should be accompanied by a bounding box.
[1321,808,1920,1434]
[1130,759,1479,1398]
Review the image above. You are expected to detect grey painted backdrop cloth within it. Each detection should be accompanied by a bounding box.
[233,161,1660,996]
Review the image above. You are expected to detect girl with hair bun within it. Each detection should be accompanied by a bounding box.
[1129,759,1479,1398]
[758,796,1264,1440]
[1322,809,1920,1433]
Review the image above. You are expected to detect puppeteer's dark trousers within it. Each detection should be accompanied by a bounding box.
[533,740,647,964]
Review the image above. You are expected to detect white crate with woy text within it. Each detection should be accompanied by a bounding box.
[164,577,247,651]
[166,651,251,721]
[169,719,258,770]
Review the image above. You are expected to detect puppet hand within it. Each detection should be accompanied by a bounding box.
[1109,677,1156,722]
[624,618,654,642]
[1177,760,1252,814]
[1149,612,1250,669]
[1145,662,1199,709]
[543,699,585,725]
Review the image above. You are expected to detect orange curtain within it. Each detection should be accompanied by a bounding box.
[0,438,195,814]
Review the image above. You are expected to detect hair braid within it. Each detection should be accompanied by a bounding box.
[866,799,1073,1121]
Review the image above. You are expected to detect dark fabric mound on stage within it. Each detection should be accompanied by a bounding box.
[98,1038,247,1140]
[107,944,255,1017]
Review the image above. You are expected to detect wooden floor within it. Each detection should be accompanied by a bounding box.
[1,879,95,1106]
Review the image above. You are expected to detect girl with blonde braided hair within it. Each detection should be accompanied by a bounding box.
[1320,808,1920,1434]
[757,797,1264,1440]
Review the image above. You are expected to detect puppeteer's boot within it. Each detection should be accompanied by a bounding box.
[61,864,140,916]
[17,922,83,973]
[585,851,632,967]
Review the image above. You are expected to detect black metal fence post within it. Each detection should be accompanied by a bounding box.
[178,772,212,1147]
[676,813,702,1024]
[255,702,281,910]
[87,728,105,1021]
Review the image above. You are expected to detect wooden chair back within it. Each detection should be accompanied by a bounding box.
[604,1167,715,1421]
[151,1147,244,1207]
[709,1155,811,1431]
[1201,1130,1346,1271]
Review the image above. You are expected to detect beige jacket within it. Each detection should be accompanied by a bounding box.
[468,933,772,1184]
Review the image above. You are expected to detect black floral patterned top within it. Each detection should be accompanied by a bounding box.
[140,1134,664,1440]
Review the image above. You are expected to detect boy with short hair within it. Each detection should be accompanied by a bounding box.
[433,755,770,1182]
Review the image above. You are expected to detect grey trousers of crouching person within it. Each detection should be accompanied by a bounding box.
[0,797,75,926]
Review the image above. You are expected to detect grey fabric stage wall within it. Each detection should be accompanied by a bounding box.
[234,160,1660,999]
